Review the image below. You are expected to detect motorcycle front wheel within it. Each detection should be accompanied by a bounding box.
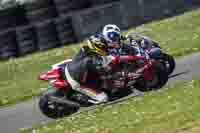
[162,53,176,75]
[134,62,168,91]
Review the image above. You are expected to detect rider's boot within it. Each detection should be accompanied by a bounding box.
[76,86,109,104]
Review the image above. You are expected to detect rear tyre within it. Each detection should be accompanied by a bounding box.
[134,62,168,91]
[39,89,79,119]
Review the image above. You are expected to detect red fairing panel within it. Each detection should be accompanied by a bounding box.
[39,68,70,90]
[38,68,61,81]
[119,55,147,62]
[50,79,69,90]
[110,55,119,64]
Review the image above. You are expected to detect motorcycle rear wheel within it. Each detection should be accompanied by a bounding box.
[39,88,79,119]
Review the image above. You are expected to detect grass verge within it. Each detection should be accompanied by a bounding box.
[18,79,200,133]
[126,8,200,56]
[1,8,200,107]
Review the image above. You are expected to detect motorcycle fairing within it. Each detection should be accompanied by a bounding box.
[50,79,69,89]
[39,68,61,81]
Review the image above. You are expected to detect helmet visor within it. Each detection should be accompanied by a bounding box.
[107,32,120,43]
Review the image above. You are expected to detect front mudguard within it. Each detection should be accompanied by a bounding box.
[148,48,162,59]
[148,49,176,75]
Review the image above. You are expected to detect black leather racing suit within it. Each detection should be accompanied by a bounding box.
[65,46,114,104]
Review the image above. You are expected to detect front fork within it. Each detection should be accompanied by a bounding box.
[143,60,154,81]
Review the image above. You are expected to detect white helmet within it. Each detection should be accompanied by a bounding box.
[102,24,121,46]
[103,24,120,33]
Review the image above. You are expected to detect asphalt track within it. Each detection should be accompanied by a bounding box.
[1,52,200,133]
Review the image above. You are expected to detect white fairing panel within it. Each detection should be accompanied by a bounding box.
[52,59,72,69]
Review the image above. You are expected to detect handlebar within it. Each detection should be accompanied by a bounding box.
[126,32,161,48]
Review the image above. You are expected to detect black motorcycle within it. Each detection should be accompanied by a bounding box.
[127,33,176,75]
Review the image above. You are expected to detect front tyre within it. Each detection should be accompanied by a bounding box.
[134,62,168,91]
[162,53,176,75]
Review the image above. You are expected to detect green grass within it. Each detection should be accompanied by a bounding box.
[1,8,200,107]
[18,79,200,133]
[126,8,200,56]
[0,44,80,106]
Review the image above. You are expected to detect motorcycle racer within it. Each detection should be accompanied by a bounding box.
[102,24,145,57]
[53,24,144,104]
[62,29,122,104]
[102,24,162,60]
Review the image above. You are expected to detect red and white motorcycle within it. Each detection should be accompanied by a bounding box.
[38,53,168,118]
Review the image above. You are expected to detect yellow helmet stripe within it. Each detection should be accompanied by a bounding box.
[87,40,107,56]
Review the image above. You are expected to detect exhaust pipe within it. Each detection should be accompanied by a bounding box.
[48,96,80,108]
